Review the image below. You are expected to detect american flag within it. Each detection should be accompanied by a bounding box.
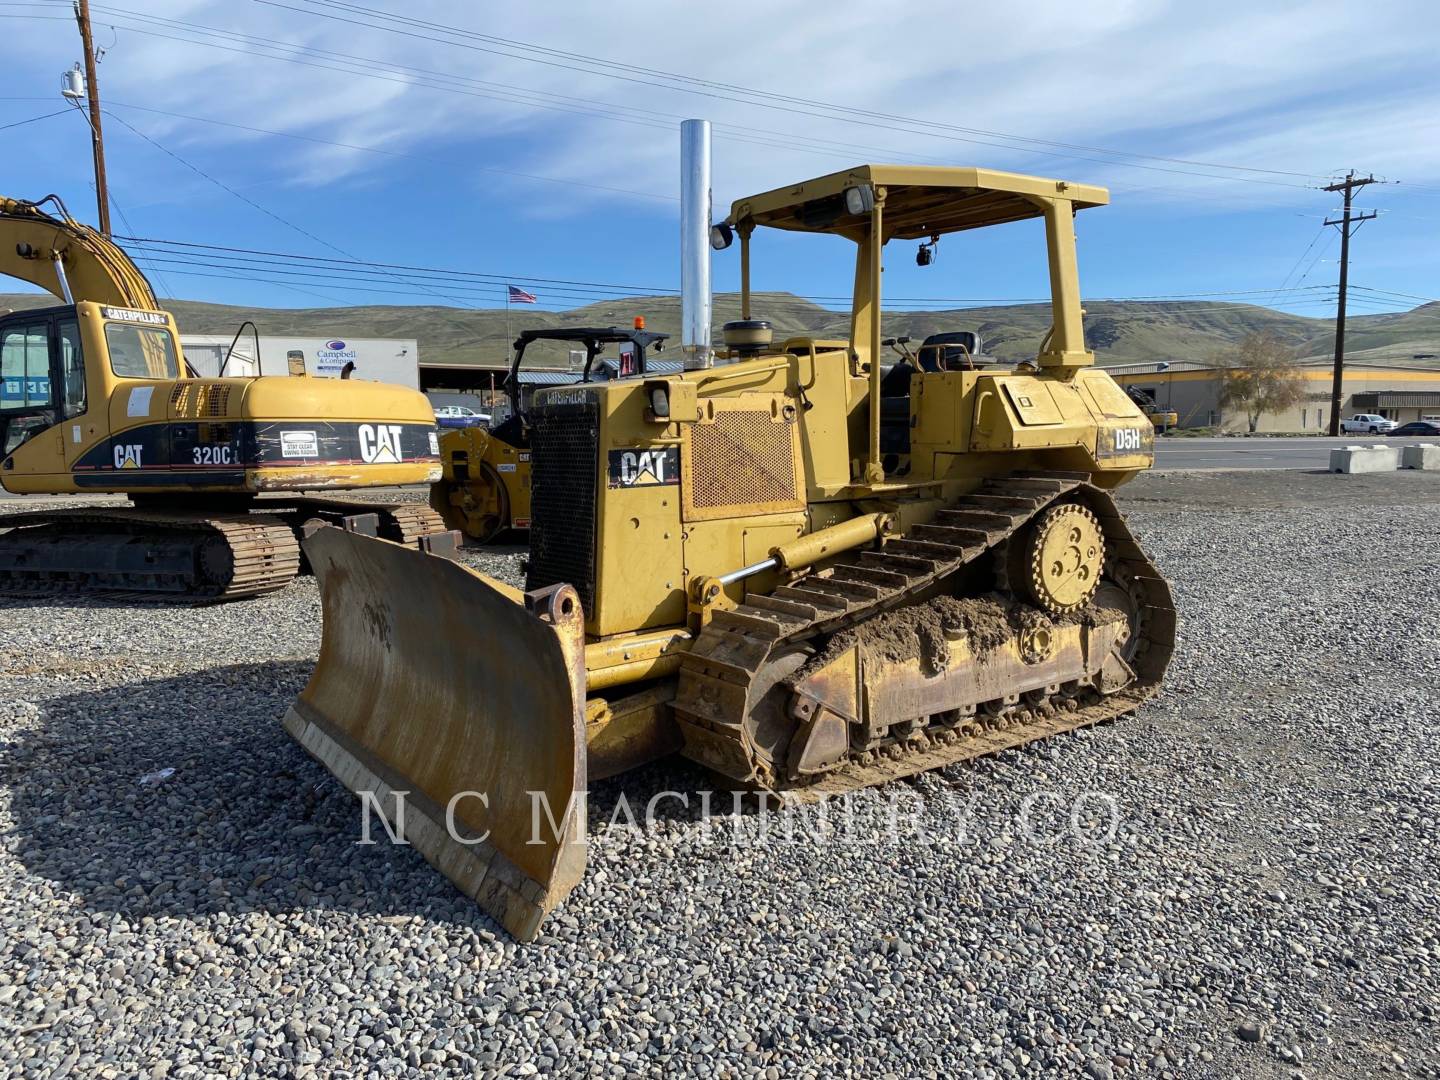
[507,284,537,304]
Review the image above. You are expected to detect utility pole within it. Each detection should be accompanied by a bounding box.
[1323,171,1377,435]
[73,0,111,236]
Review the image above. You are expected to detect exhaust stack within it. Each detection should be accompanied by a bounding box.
[680,119,713,370]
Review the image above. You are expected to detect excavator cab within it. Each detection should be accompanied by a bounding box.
[0,300,182,485]
[0,305,91,460]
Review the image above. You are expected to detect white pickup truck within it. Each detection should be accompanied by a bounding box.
[1339,414,1397,434]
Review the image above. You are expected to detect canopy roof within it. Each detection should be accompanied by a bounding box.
[727,165,1109,240]
[513,326,668,352]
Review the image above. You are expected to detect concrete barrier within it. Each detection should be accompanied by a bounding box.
[1400,443,1440,470]
[1329,444,1399,473]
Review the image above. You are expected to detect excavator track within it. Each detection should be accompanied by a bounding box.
[278,498,447,548]
[0,500,445,602]
[0,508,301,601]
[373,503,448,547]
[673,473,1175,797]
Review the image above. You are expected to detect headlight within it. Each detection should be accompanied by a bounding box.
[844,184,875,215]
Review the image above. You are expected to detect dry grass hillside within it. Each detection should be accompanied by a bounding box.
[3,290,1436,369]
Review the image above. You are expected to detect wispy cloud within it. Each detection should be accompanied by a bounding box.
[4,0,1436,312]
[12,0,1434,217]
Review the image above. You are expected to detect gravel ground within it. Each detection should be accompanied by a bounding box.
[2,471,1438,1078]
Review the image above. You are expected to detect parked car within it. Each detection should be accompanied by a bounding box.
[1339,413,1397,434]
[1387,420,1440,437]
[433,405,491,429]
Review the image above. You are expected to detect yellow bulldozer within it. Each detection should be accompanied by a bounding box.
[430,324,669,541]
[285,135,1176,940]
[0,195,449,599]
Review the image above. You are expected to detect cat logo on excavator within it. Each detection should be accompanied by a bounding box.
[112,444,143,469]
[358,423,404,464]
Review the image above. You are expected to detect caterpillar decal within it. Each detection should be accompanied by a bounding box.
[70,421,440,475]
[113,444,143,469]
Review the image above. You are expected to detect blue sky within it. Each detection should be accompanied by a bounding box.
[3,0,1438,326]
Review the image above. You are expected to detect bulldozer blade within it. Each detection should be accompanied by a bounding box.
[283,526,587,941]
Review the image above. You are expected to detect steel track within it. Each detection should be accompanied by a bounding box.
[673,473,1176,796]
[0,500,447,601]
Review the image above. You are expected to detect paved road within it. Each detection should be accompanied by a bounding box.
[1152,435,1403,471]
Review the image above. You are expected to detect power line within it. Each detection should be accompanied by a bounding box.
[1292,230,1338,290]
[120,236,674,294]
[134,263,1364,319]
[4,9,684,142]
[102,109,478,308]
[99,235,1412,323]
[103,112,358,254]
[0,107,71,131]
[1352,285,1440,304]
[10,6,1428,327]
[118,234,1353,311]
[76,7,1087,177]
[82,11,933,172]
[123,265,1384,326]
[12,4,1333,191]
[260,0,1333,185]
[53,223,1417,321]
[1264,225,1327,307]
[78,5,898,166]
[105,100,676,203]
[101,189,182,300]
[24,3,1393,208]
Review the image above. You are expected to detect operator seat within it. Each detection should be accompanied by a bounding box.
[880,359,916,457]
[917,331,983,371]
[490,413,528,449]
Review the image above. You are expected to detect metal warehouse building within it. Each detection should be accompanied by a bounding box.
[1107,360,1440,432]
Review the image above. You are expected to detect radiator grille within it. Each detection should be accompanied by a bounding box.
[168,383,232,418]
[687,410,800,512]
[525,402,599,612]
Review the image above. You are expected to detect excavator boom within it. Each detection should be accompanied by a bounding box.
[0,195,156,310]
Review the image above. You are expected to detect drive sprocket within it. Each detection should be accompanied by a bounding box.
[1016,502,1105,614]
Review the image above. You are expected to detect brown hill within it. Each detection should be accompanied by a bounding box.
[3,291,1436,368]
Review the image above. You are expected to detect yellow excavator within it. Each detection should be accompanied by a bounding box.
[285,149,1176,939]
[431,324,669,541]
[0,195,448,599]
